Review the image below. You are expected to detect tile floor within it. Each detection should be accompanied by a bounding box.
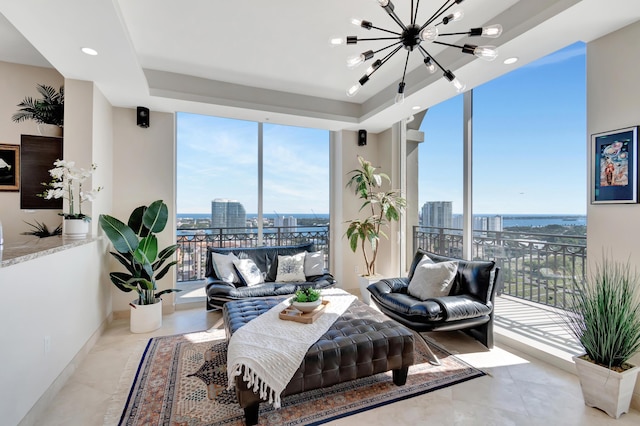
[30,306,640,426]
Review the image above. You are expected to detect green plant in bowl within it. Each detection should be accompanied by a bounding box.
[291,288,322,313]
[293,288,321,303]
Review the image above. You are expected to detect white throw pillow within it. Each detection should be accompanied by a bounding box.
[276,252,307,282]
[304,251,324,276]
[233,258,264,286]
[211,252,240,283]
[407,257,458,301]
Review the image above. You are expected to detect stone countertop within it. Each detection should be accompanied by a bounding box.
[0,236,98,268]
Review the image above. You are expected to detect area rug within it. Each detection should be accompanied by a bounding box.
[117,330,484,425]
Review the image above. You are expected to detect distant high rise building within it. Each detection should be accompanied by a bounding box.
[452,214,463,229]
[211,199,246,233]
[474,215,503,232]
[274,215,297,228]
[421,201,452,228]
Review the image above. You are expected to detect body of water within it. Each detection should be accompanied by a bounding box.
[178,213,586,228]
[499,214,586,228]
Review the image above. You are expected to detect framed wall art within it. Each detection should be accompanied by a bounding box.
[591,126,638,204]
[0,144,20,191]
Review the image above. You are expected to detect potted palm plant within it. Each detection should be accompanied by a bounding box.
[562,256,640,418]
[99,200,181,333]
[345,156,406,304]
[12,84,64,136]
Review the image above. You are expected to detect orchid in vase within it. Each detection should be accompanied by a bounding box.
[42,159,102,221]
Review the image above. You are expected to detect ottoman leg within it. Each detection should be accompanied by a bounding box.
[392,367,409,385]
[244,403,259,426]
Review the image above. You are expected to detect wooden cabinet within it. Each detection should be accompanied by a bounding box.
[20,134,63,209]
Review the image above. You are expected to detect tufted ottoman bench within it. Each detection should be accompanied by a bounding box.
[223,297,415,425]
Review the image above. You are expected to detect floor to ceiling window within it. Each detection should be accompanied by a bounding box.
[416,42,586,353]
[175,113,329,286]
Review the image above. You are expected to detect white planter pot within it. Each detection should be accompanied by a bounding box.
[358,274,383,305]
[573,354,640,418]
[130,298,162,333]
[37,123,63,137]
[63,218,90,239]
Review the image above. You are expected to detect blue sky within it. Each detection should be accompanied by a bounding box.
[177,42,587,216]
[176,115,329,214]
[419,42,587,215]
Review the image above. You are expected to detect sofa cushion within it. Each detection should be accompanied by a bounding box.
[211,252,240,284]
[233,258,264,286]
[276,253,306,282]
[304,251,324,276]
[407,257,457,301]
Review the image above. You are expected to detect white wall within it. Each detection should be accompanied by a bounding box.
[0,61,64,242]
[110,107,176,314]
[587,20,640,408]
[334,128,407,291]
[0,241,107,426]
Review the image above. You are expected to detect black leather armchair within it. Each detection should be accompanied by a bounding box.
[367,249,500,348]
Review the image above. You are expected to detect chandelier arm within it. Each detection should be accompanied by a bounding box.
[368,45,403,80]
[438,31,471,36]
[418,46,447,73]
[379,45,404,66]
[400,50,411,84]
[374,41,405,57]
[421,0,458,30]
[355,36,403,42]
[382,6,408,31]
[433,40,464,49]
[369,25,402,36]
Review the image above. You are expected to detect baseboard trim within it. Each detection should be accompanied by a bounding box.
[17,313,113,426]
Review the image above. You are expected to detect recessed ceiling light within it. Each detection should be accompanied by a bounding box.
[503,57,518,65]
[81,47,98,56]
[412,105,421,110]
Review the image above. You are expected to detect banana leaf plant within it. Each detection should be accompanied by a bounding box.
[345,156,406,276]
[99,200,181,305]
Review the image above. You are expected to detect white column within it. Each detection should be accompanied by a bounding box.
[258,122,264,246]
[329,130,343,285]
[463,90,473,260]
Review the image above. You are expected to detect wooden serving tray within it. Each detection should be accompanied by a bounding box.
[279,300,329,324]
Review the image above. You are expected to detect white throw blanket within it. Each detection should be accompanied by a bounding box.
[226,288,357,408]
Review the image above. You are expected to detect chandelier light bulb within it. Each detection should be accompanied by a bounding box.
[443,9,464,25]
[347,83,362,97]
[452,77,466,92]
[444,70,466,93]
[351,18,363,26]
[346,50,373,68]
[346,53,365,68]
[420,26,438,42]
[474,45,498,61]
[366,59,382,76]
[329,37,344,46]
[377,0,390,7]
[423,57,436,73]
[482,24,503,38]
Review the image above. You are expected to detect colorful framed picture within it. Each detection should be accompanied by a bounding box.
[0,144,20,191]
[591,126,638,204]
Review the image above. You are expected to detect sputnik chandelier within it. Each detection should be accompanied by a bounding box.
[331,0,503,103]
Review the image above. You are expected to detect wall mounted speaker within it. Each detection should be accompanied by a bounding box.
[137,106,150,128]
[358,129,367,146]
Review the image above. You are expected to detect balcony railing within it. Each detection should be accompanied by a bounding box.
[413,226,586,309]
[176,225,330,282]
